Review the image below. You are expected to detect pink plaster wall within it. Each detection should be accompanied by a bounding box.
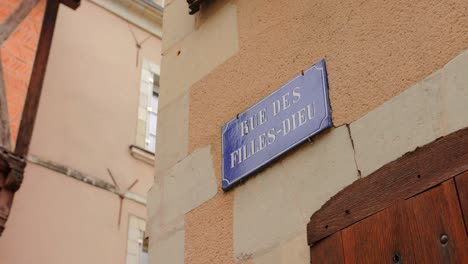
[0,164,146,264]
[0,1,161,263]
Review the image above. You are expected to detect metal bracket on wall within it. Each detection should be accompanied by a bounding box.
[107,169,139,228]
[187,0,206,15]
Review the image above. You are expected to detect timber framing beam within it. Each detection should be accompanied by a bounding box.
[0,0,81,237]
[0,53,11,150]
[61,0,80,10]
[307,127,468,245]
[15,0,61,156]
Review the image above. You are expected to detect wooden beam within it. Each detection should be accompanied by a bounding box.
[1,0,81,237]
[0,53,11,150]
[307,127,468,245]
[0,0,41,44]
[0,0,45,150]
[15,0,61,156]
[60,0,80,10]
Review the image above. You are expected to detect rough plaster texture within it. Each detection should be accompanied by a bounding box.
[185,191,235,264]
[184,135,237,264]
[351,50,468,177]
[158,1,238,110]
[155,92,189,174]
[233,127,358,260]
[189,0,468,152]
[152,0,468,263]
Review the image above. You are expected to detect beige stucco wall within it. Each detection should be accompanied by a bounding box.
[0,164,147,264]
[0,1,161,263]
[150,0,468,263]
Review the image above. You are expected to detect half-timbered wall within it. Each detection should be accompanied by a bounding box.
[0,0,45,144]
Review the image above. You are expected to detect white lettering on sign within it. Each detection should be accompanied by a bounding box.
[240,108,268,136]
[229,86,316,169]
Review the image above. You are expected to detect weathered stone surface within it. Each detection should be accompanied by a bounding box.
[444,50,468,135]
[159,2,239,109]
[350,78,444,177]
[146,183,160,221]
[155,92,189,174]
[281,233,309,264]
[161,0,196,53]
[252,233,309,264]
[234,163,304,259]
[148,220,184,264]
[252,246,282,264]
[234,127,358,259]
[159,146,217,224]
[148,147,216,264]
[351,50,468,177]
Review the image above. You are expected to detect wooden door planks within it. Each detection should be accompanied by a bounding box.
[310,232,345,264]
[455,171,468,230]
[341,199,418,264]
[340,180,468,263]
[307,128,468,245]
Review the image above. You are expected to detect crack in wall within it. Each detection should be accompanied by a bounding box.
[346,124,362,178]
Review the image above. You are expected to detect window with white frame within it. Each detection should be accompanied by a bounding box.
[136,59,160,153]
[126,216,148,264]
[146,74,159,153]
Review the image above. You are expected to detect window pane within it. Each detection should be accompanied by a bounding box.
[146,134,156,153]
[148,113,157,136]
[151,93,158,113]
[139,252,148,264]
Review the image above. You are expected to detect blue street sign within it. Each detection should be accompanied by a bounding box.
[221,59,332,191]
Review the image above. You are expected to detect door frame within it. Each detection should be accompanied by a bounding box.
[307,127,468,246]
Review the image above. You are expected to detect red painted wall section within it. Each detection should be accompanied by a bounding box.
[0,0,45,145]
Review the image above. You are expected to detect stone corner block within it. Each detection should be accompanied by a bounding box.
[159,2,239,109]
[234,126,358,259]
[252,233,309,264]
[443,49,468,135]
[155,92,189,174]
[147,183,161,221]
[350,77,444,177]
[148,219,185,264]
[162,0,196,53]
[351,49,468,177]
[160,145,217,224]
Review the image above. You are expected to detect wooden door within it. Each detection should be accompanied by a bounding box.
[307,128,468,264]
[310,175,468,264]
